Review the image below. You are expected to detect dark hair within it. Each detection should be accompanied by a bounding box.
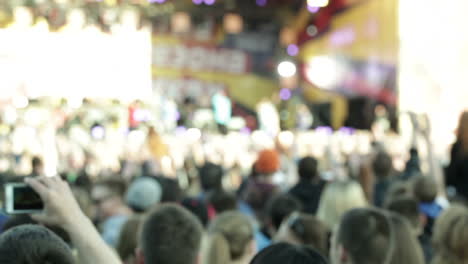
[199,162,223,192]
[286,212,329,257]
[412,176,438,203]
[31,156,43,168]
[373,151,393,178]
[267,194,303,231]
[337,208,393,264]
[181,198,209,227]
[386,196,420,228]
[2,215,71,244]
[140,204,203,264]
[250,242,327,264]
[0,225,74,264]
[156,177,183,203]
[206,190,238,213]
[298,157,318,180]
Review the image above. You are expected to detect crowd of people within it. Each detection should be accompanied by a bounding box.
[0,109,466,264]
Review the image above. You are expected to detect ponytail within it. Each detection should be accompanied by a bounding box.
[203,232,231,264]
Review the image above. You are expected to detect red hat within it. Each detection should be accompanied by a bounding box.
[255,149,280,174]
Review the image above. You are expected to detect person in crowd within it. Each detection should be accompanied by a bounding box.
[446,111,468,200]
[432,205,468,264]
[202,211,256,264]
[386,196,433,263]
[206,189,238,214]
[264,193,302,239]
[199,162,224,198]
[372,151,395,207]
[92,178,133,247]
[316,180,367,229]
[412,175,443,236]
[242,149,281,220]
[275,212,329,257]
[137,204,203,264]
[116,215,143,264]
[250,242,327,264]
[330,208,424,264]
[155,176,183,202]
[125,177,162,213]
[30,156,44,177]
[25,176,122,264]
[0,225,74,264]
[181,197,210,227]
[289,156,326,215]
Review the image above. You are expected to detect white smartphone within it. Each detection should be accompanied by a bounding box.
[4,183,44,214]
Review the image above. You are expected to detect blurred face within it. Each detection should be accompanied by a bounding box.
[92,185,120,221]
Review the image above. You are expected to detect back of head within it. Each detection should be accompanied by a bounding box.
[372,151,393,179]
[125,177,162,212]
[206,190,238,213]
[432,205,468,264]
[298,157,318,180]
[203,211,254,264]
[317,180,367,229]
[199,162,223,192]
[250,243,327,264]
[387,213,425,264]
[267,193,303,231]
[412,176,438,203]
[140,204,203,264]
[255,149,280,175]
[117,215,143,263]
[0,225,74,264]
[181,198,209,227]
[336,208,392,264]
[386,196,420,229]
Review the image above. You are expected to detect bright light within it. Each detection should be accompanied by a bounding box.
[12,96,28,109]
[277,61,297,77]
[287,44,299,56]
[305,56,344,89]
[68,97,83,109]
[171,12,191,33]
[307,25,318,36]
[278,131,295,148]
[224,13,243,34]
[307,0,329,7]
[187,128,202,142]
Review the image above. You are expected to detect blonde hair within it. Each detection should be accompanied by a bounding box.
[317,180,368,229]
[202,211,254,264]
[432,205,468,264]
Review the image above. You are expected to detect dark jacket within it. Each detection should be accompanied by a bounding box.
[289,179,326,215]
[446,142,468,199]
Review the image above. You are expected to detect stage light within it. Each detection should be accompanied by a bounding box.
[305,56,343,89]
[287,44,299,56]
[256,0,267,6]
[12,96,29,109]
[278,131,294,148]
[307,0,329,7]
[307,5,320,13]
[204,0,215,5]
[307,25,318,36]
[193,0,203,4]
[277,61,297,78]
[279,88,292,100]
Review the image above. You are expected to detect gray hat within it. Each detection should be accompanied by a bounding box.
[126,177,162,212]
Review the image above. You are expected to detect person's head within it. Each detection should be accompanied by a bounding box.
[250,242,327,264]
[92,178,128,220]
[386,196,423,234]
[298,156,319,181]
[156,177,183,203]
[138,204,203,264]
[0,225,74,264]
[31,156,44,176]
[331,208,424,264]
[275,212,329,257]
[412,176,438,203]
[181,198,209,227]
[202,211,255,264]
[456,111,468,155]
[255,149,280,179]
[432,205,468,264]
[126,177,162,212]
[266,193,303,235]
[199,162,223,192]
[206,189,238,214]
[383,181,412,207]
[372,151,393,179]
[317,180,367,229]
[117,215,143,264]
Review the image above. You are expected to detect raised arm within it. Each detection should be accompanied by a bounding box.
[25,177,122,264]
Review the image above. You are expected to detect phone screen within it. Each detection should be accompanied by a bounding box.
[13,186,43,211]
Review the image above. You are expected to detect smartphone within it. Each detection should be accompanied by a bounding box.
[4,183,44,214]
